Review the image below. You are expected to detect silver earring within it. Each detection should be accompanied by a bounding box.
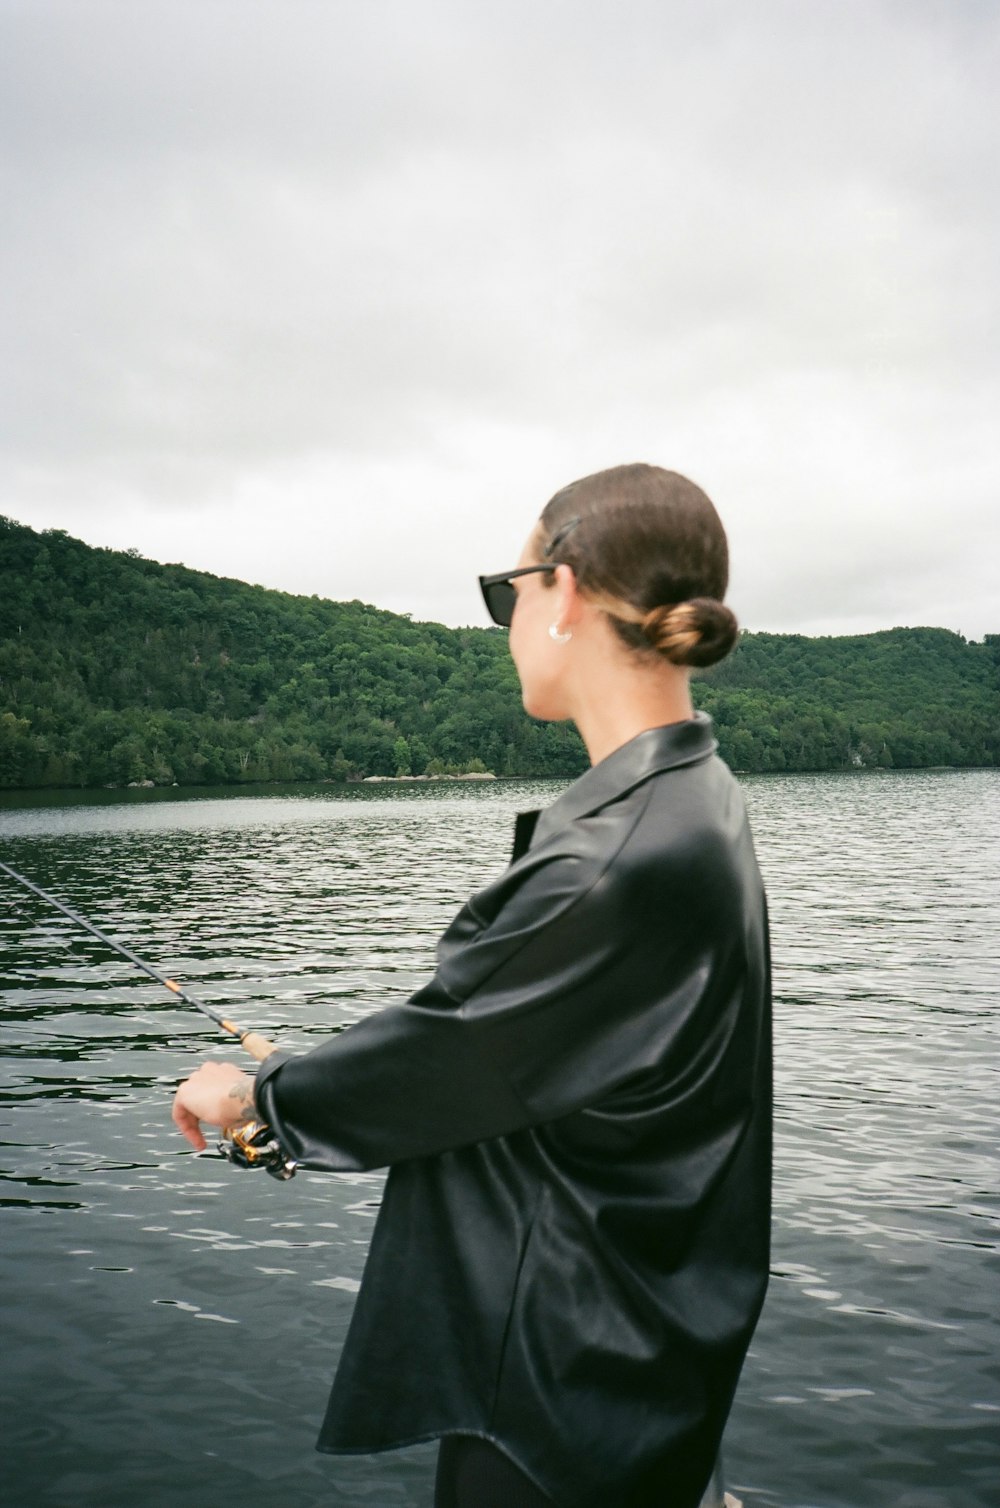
[549,623,572,643]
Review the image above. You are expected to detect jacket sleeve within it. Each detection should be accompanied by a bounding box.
[254,790,743,1171]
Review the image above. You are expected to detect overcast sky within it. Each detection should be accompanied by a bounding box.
[1,0,997,640]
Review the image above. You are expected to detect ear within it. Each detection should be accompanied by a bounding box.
[551,563,584,626]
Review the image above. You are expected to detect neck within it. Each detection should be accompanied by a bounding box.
[570,658,695,766]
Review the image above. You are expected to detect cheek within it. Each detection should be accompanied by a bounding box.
[507,617,530,692]
[507,586,535,660]
[510,615,566,720]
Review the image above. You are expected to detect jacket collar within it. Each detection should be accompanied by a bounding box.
[523,713,717,854]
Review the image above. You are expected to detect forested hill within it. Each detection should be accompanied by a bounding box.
[1,515,997,789]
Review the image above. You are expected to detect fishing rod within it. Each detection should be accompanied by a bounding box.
[0,858,296,1179]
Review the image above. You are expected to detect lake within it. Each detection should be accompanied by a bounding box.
[1,769,997,1507]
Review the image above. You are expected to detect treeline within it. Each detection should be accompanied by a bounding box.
[1,515,997,790]
[696,627,999,772]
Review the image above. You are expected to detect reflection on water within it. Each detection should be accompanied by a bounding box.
[1,770,998,1507]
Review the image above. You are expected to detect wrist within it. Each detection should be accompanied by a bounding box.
[224,1071,257,1127]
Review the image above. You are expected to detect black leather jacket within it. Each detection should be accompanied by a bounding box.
[255,715,772,1508]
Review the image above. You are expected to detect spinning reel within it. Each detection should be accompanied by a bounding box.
[220,1119,298,1180]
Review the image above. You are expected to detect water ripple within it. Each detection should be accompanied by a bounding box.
[2,770,998,1507]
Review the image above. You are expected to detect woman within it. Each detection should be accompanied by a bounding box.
[173,463,772,1508]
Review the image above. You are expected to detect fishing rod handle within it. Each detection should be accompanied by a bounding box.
[239,1030,279,1062]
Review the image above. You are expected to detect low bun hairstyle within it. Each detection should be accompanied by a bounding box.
[538,464,739,669]
[639,598,739,668]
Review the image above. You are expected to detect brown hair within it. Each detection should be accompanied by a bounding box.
[538,463,738,668]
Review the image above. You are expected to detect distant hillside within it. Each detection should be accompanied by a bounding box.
[697,625,998,772]
[1,516,996,789]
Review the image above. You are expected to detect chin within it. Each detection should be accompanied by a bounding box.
[520,684,569,723]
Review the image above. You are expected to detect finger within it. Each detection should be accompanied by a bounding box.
[172,1092,208,1152]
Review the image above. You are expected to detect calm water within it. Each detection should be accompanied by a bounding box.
[1,771,997,1508]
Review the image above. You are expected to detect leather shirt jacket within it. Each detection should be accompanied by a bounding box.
[255,714,772,1508]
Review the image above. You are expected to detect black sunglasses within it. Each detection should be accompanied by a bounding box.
[478,566,555,627]
[479,516,582,627]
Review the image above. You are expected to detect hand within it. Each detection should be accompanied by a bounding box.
[172,1061,256,1152]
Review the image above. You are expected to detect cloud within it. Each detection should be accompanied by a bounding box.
[1,0,997,639]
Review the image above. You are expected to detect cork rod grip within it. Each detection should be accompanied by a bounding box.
[239,1030,279,1063]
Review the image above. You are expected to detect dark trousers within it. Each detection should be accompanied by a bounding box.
[435,1434,555,1508]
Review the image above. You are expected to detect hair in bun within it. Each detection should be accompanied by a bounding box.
[639,599,740,667]
[538,464,740,668]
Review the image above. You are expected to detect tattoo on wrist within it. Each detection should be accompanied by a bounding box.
[226,1077,255,1123]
